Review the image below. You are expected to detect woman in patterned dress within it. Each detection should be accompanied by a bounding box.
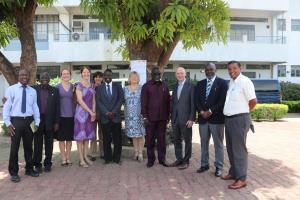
[124,71,146,161]
[74,66,96,167]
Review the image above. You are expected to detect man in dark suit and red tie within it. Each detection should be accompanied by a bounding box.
[141,66,170,168]
[195,63,228,177]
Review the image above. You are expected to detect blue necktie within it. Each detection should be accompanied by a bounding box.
[206,80,212,99]
[106,84,112,100]
[21,85,26,113]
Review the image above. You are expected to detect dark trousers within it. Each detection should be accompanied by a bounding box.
[8,117,34,176]
[225,114,250,181]
[33,116,54,168]
[145,120,167,164]
[101,121,122,162]
[173,121,192,164]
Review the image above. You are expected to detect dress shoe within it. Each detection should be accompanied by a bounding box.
[178,163,189,170]
[215,168,222,177]
[114,160,122,165]
[228,180,247,189]
[35,166,43,174]
[90,157,96,161]
[196,166,209,173]
[10,175,20,183]
[221,174,235,180]
[44,166,51,172]
[159,161,169,167]
[146,162,154,168]
[104,160,111,164]
[25,170,39,177]
[169,160,182,167]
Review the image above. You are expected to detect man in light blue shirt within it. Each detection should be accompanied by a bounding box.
[3,69,40,183]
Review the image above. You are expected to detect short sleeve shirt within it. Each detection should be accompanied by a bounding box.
[223,74,256,116]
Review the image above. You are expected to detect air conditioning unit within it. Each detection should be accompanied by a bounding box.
[72,21,83,32]
[72,33,80,41]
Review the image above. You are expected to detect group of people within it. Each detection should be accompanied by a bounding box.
[3,60,257,190]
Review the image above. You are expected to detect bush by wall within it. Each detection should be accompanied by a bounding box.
[251,104,288,121]
[280,82,300,101]
[281,101,300,113]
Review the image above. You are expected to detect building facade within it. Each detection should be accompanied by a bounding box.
[0,0,299,103]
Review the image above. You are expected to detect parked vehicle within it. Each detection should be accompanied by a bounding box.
[251,79,281,103]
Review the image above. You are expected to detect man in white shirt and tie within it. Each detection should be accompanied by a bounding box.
[170,67,195,170]
[3,69,40,183]
[222,61,257,189]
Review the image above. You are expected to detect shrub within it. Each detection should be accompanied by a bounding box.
[49,77,76,87]
[281,101,300,113]
[1,124,9,136]
[280,82,300,101]
[251,104,288,121]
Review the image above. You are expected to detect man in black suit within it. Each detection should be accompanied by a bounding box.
[33,72,60,173]
[170,67,195,170]
[195,63,228,177]
[96,69,124,164]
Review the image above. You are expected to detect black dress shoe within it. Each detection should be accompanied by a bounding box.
[196,166,209,173]
[104,160,111,164]
[178,163,189,170]
[114,160,122,165]
[169,160,182,167]
[215,168,222,177]
[159,161,169,167]
[146,162,154,168]
[35,167,43,174]
[44,166,51,173]
[90,157,96,161]
[10,175,20,183]
[25,170,39,177]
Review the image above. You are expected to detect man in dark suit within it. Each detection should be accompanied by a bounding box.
[141,66,170,168]
[170,67,195,170]
[33,72,60,173]
[96,69,123,164]
[195,63,228,177]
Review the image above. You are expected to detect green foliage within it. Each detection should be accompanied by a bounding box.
[49,77,76,86]
[81,0,230,56]
[1,123,9,136]
[280,82,300,101]
[251,104,288,121]
[0,20,17,48]
[281,101,300,113]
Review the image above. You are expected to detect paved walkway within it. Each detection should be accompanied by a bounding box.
[0,115,300,200]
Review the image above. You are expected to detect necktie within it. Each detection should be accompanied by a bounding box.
[106,84,112,100]
[21,85,27,113]
[177,82,183,100]
[206,79,212,99]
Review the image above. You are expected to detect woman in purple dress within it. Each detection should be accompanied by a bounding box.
[56,69,75,166]
[74,66,96,168]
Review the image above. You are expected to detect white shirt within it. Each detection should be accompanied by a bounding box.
[223,74,256,116]
[3,82,40,126]
[177,79,186,99]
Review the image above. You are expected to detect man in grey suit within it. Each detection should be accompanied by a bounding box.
[170,67,195,170]
[96,69,124,164]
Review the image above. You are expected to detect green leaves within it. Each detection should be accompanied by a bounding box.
[0,20,17,48]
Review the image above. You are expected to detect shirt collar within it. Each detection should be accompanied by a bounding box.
[207,75,216,83]
[17,82,27,88]
[178,79,186,86]
[106,82,112,87]
[232,73,242,83]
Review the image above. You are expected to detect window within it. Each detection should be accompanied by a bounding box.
[73,65,102,71]
[291,65,300,77]
[291,19,300,31]
[34,15,59,41]
[230,17,268,23]
[230,24,255,41]
[277,19,286,31]
[246,64,270,70]
[277,65,286,77]
[37,66,60,81]
[242,72,256,78]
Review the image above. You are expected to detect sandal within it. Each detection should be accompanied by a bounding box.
[84,158,93,165]
[79,161,89,168]
[66,160,73,166]
[61,160,67,166]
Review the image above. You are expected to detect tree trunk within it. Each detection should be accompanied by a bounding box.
[14,0,38,85]
[0,51,18,85]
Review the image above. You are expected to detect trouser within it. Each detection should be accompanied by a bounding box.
[199,123,224,169]
[145,120,167,164]
[8,117,34,176]
[173,120,192,164]
[90,122,104,156]
[101,121,122,162]
[225,113,251,181]
[33,116,54,168]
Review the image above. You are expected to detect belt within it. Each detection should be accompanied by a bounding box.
[225,113,249,118]
[11,116,33,120]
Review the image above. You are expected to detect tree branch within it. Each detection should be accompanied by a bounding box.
[158,33,180,68]
[0,51,17,85]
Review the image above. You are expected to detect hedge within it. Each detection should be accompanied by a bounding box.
[251,104,288,121]
[280,82,300,101]
[281,101,300,113]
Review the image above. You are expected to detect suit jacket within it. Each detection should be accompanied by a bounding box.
[194,77,228,124]
[96,82,124,124]
[33,85,60,131]
[171,80,195,125]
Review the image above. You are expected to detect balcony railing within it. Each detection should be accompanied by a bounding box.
[229,35,286,44]
[54,33,111,42]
